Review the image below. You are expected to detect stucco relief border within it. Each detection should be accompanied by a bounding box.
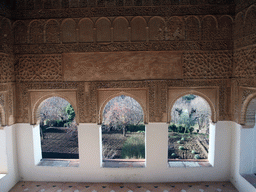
[97,88,149,125]
[0,91,7,128]
[29,89,79,125]
[239,86,256,128]
[167,87,219,123]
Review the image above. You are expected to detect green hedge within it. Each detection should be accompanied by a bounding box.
[126,124,145,132]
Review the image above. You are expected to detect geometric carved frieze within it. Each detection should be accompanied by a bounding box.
[29,89,79,125]
[97,88,149,125]
[183,51,233,79]
[234,45,256,78]
[0,53,15,83]
[15,54,62,82]
[63,51,183,81]
[167,87,219,123]
[13,41,233,54]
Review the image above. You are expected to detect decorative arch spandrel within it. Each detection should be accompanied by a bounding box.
[97,89,149,125]
[29,90,79,125]
[168,87,219,123]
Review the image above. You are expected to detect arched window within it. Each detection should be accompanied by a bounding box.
[169,94,212,166]
[240,97,256,179]
[101,95,145,167]
[37,96,79,160]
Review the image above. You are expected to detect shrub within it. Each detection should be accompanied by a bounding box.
[191,150,196,154]
[127,125,145,132]
[189,127,194,133]
[194,154,200,159]
[137,130,145,134]
[168,124,177,132]
[121,135,145,159]
[177,140,181,144]
[181,137,185,141]
[171,153,176,158]
[177,126,185,133]
[179,146,185,150]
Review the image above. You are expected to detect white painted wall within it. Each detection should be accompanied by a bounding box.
[252,124,256,174]
[230,122,256,192]
[0,125,19,192]
[16,122,232,183]
[0,128,8,173]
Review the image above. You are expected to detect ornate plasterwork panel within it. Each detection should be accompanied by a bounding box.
[97,88,149,124]
[29,89,79,125]
[183,51,233,79]
[0,53,15,83]
[167,87,219,123]
[15,54,62,82]
[62,51,183,81]
[234,45,256,78]
[13,41,232,54]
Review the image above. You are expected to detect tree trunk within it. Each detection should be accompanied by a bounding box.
[122,125,126,137]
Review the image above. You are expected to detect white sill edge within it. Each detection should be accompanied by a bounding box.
[0,174,7,180]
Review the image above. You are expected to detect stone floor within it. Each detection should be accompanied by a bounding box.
[10,181,238,192]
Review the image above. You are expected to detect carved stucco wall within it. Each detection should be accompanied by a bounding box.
[232,3,256,127]
[2,1,255,126]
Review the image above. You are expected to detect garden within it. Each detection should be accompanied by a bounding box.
[39,94,211,161]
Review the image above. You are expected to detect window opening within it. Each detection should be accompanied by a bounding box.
[169,94,211,167]
[101,95,145,168]
[39,96,79,160]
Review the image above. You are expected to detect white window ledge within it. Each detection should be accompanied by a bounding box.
[0,174,7,180]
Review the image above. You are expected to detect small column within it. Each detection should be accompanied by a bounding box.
[146,26,149,42]
[93,27,97,43]
[128,27,131,43]
[111,27,114,43]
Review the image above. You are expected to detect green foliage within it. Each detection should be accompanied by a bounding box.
[65,104,75,122]
[177,140,182,144]
[137,130,145,133]
[127,124,145,132]
[168,124,177,132]
[181,137,185,141]
[121,135,145,159]
[191,150,196,154]
[194,154,200,159]
[179,146,185,150]
[182,94,196,103]
[171,153,176,158]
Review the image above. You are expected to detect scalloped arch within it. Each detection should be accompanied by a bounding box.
[32,93,79,125]
[98,92,147,125]
[244,4,256,24]
[168,90,217,123]
[240,92,256,127]
[202,15,218,28]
